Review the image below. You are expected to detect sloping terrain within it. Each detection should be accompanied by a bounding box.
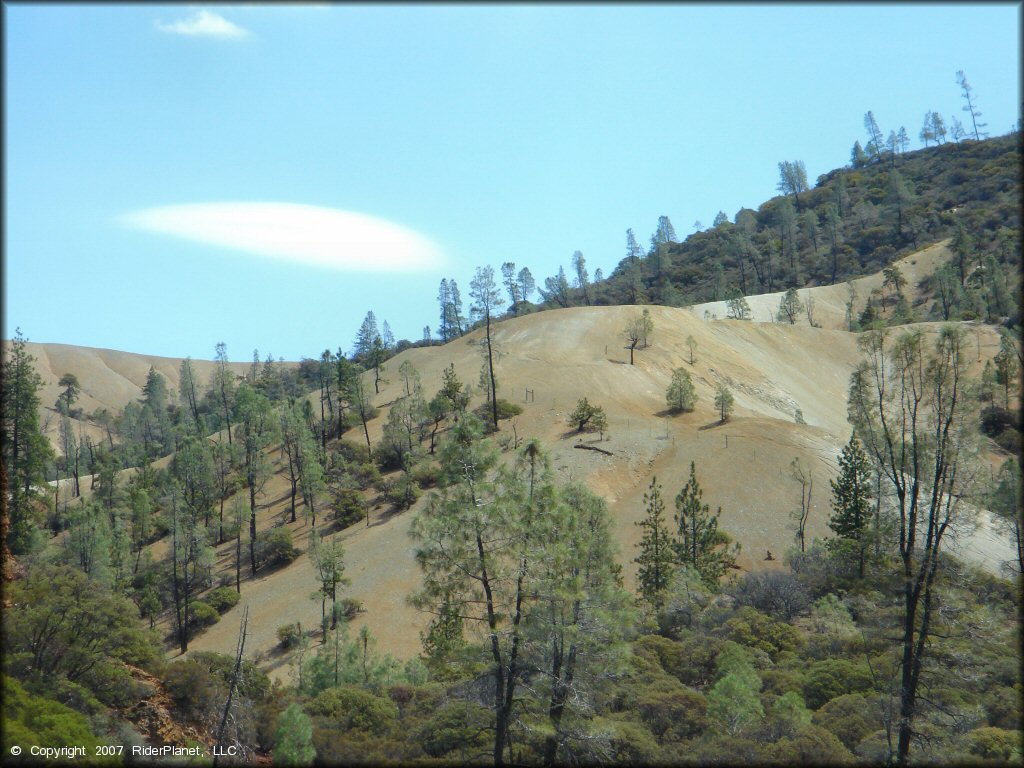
[20,343,256,454]
[16,240,1017,679]
[185,266,1013,675]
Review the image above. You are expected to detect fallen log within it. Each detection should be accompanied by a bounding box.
[574,443,614,456]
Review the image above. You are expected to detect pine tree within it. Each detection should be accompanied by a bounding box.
[273,703,316,765]
[666,368,697,413]
[827,434,872,578]
[673,462,737,586]
[354,311,380,360]
[634,477,674,612]
[1,329,54,554]
[714,383,734,422]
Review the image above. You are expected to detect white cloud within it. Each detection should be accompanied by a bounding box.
[156,9,249,39]
[122,203,445,273]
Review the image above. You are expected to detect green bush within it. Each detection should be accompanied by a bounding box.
[416,700,492,759]
[381,474,421,510]
[964,726,1023,761]
[767,723,855,764]
[802,659,874,710]
[187,601,220,634]
[720,605,804,661]
[2,677,108,763]
[258,528,300,569]
[812,693,878,751]
[410,460,442,489]
[203,586,241,615]
[333,487,367,528]
[309,686,398,736]
[983,685,1023,729]
[163,659,222,721]
[636,679,708,742]
[277,623,303,649]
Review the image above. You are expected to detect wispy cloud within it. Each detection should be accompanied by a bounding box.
[156,9,249,39]
[122,203,445,273]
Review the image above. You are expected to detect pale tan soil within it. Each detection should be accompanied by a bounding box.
[10,239,1018,681]
[10,342,258,455]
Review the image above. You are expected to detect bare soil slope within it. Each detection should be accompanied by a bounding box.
[13,239,1015,679]
[16,342,256,453]
[188,289,1013,677]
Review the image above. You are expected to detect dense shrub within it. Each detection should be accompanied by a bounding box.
[381,474,421,510]
[416,701,492,759]
[187,601,220,635]
[410,460,442,489]
[813,693,880,751]
[802,659,874,710]
[766,724,855,764]
[309,686,398,736]
[163,659,221,721]
[333,486,367,528]
[982,685,1023,729]
[718,606,804,661]
[2,677,107,761]
[203,586,241,615]
[964,726,1023,761]
[257,528,300,569]
[635,679,708,742]
[277,623,303,649]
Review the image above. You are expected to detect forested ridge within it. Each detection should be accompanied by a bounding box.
[2,120,1021,765]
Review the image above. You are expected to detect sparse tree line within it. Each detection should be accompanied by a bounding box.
[388,72,1018,346]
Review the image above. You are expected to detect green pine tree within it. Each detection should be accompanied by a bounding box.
[673,462,738,586]
[634,477,675,612]
[273,703,316,765]
[666,368,697,413]
[827,435,873,578]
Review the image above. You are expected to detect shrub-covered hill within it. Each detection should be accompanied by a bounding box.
[570,132,1020,319]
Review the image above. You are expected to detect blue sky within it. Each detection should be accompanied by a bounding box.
[4,3,1020,361]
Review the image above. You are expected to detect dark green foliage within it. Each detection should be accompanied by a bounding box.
[801,658,874,710]
[203,586,241,614]
[309,686,398,736]
[673,461,738,585]
[187,600,219,634]
[827,434,872,577]
[4,564,160,710]
[635,678,709,742]
[666,367,697,413]
[2,330,55,554]
[415,701,492,759]
[567,396,608,434]
[277,623,303,649]
[963,727,1023,761]
[257,527,300,569]
[812,693,880,751]
[381,473,421,510]
[584,134,1020,320]
[163,659,222,722]
[332,486,368,528]
[766,724,855,764]
[634,477,674,611]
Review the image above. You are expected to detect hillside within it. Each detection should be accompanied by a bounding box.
[12,238,1016,681]
[20,343,258,455]
[45,248,994,675]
